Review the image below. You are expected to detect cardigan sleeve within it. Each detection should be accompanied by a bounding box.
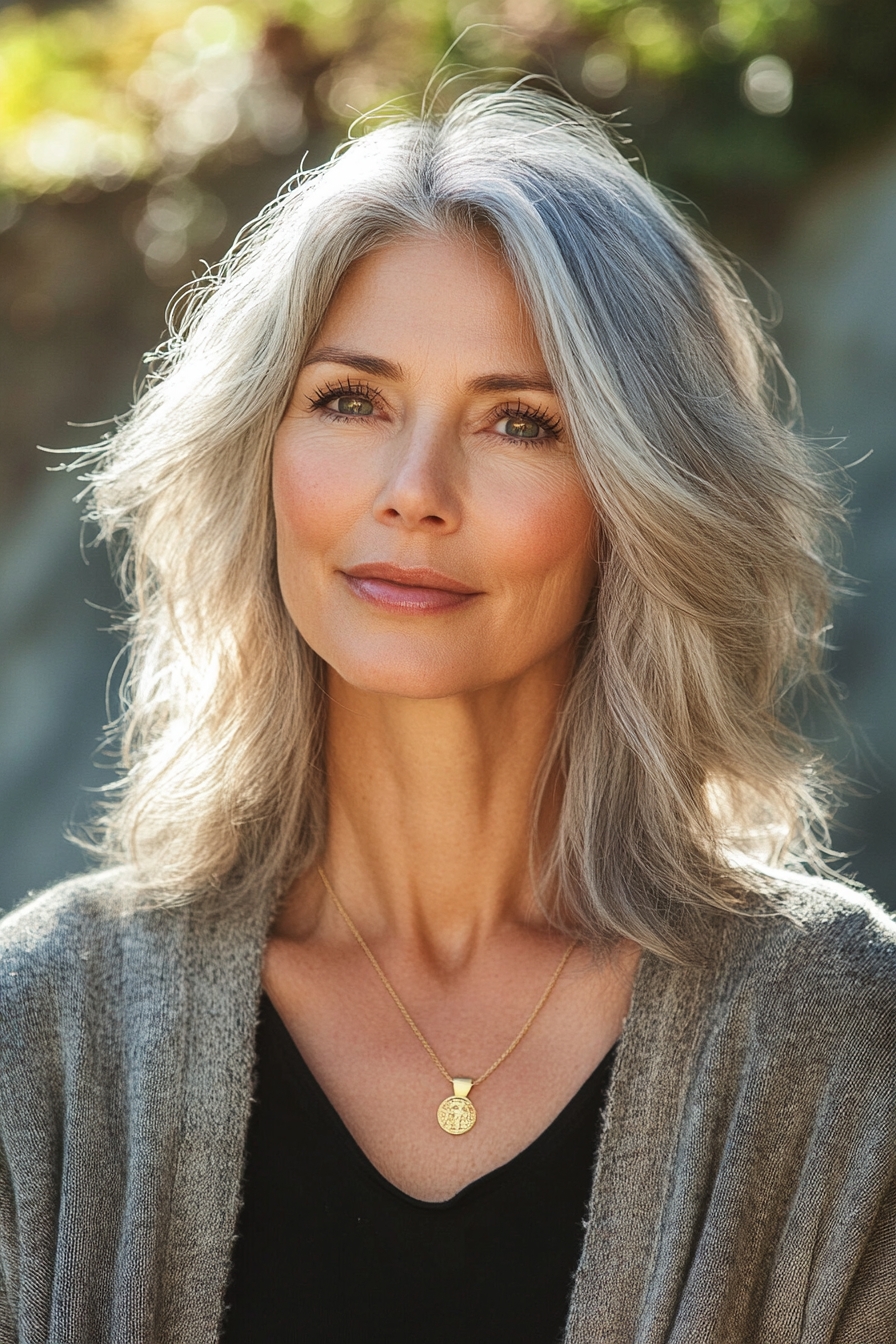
[0,1146,18,1344]
[0,872,264,1343]
[834,1171,896,1343]
[0,884,85,1344]
[0,1274,16,1344]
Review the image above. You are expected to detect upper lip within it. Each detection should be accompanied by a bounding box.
[342,562,481,594]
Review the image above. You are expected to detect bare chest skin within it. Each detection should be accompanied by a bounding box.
[262,928,639,1203]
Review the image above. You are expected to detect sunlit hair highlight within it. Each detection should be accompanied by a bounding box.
[84,85,844,961]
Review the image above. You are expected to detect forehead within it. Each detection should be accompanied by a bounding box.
[313,234,549,379]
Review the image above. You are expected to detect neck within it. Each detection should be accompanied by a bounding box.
[319,654,571,967]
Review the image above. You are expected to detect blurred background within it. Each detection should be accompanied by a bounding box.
[1,0,894,912]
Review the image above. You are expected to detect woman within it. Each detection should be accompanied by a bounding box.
[0,86,893,1343]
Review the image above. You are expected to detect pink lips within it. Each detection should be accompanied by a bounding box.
[342,563,481,613]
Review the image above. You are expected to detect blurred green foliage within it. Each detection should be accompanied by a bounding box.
[1,0,895,245]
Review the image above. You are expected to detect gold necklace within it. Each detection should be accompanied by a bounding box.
[318,866,576,1136]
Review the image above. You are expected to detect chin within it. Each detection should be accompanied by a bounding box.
[325,647,501,701]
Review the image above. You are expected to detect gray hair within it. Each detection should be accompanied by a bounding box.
[86,85,843,961]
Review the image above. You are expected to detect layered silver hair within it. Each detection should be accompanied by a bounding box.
[86,86,843,961]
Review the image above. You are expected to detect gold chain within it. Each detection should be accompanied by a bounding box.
[318,866,576,1090]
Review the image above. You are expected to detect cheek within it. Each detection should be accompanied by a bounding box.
[270,436,359,642]
[272,433,366,567]
[478,465,598,605]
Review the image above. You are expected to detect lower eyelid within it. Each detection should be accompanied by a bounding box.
[323,409,377,424]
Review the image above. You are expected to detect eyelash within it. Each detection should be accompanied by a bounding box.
[491,399,564,440]
[305,382,564,440]
[305,379,383,420]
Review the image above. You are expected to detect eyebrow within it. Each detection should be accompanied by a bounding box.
[467,372,556,395]
[302,347,400,380]
[301,346,556,396]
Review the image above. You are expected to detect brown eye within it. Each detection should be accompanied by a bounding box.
[334,395,373,416]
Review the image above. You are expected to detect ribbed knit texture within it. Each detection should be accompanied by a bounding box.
[0,872,893,1342]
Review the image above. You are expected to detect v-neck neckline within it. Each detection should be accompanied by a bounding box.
[259,991,617,1210]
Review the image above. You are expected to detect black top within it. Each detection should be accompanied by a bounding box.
[222,994,615,1344]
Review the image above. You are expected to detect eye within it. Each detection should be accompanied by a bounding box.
[496,413,546,440]
[306,380,381,420]
[491,402,563,442]
[330,394,373,417]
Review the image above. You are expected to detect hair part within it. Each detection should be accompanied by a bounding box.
[82,84,846,962]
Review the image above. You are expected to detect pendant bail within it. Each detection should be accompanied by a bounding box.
[452,1077,473,1099]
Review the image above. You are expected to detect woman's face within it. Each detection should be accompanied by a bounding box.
[272,234,598,699]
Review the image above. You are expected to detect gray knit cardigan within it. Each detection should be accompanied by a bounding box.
[0,870,894,1343]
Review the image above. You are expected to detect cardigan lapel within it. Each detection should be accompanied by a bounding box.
[562,926,735,1344]
[151,891,277,1343]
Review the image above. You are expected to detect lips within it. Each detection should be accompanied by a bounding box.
[341,562,481,613]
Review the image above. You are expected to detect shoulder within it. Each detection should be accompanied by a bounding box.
[714,873,896,1052]
[0,868,191,1022]
[1,866,134,942]
[0,865,167,953]
[0,868,274,1030]
[743,871,896,977]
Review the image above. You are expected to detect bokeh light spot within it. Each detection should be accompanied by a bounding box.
[742,54,793,116]
[582,46,627,99]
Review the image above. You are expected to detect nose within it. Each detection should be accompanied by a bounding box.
[372,416,463,533]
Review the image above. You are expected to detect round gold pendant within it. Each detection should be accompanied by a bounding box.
[437,1094,477,1135]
